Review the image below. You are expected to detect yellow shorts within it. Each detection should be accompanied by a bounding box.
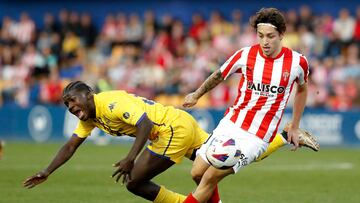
[147,110,209,164]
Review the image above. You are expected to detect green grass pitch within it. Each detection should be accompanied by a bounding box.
[1,142,360,203]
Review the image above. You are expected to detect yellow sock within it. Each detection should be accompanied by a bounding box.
[153,186,186,203]
[256,133,287,161]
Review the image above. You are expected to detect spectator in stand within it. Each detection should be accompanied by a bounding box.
[69,11,81,36]
[79,13,97,47]
[59,52,83,80]
[231,9,242,25]
[115,13,127,43]
[298,24,315,56]
[15,13,35,44]
[37,32,52,51]
[320,14,334,38]
[297,5,314,31]
[159,14,173,35]
[102,14,117,42]
[125,13,143,45]
[333,8,355,48]
[1,17,17,43]
[286,9,299,27]
[21,44,45,69]
[189,13,207,42]
[40,71,63,104]
[143,10,160,34]
[41,47,58,70]
[62,31,81,55]
[208,11,232,38]
[169,20,185,56]
[58,9,71,39]
[313,24,327,58]
[43,13,58,34]
[50,33,62,57]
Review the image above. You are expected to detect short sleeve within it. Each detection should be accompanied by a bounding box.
[73,120,95,138]
[112,95,147,126]
[220,49,243,80]
[297,55,309,85]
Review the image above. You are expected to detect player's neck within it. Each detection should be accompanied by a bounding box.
[269,46,283,58]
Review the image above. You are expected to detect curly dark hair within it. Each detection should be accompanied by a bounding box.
[250,8,286,34]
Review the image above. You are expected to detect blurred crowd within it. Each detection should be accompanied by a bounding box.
[1,5,360,110]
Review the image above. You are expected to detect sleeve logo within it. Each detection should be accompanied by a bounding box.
[123,112,130,119]
[108,102,117,112]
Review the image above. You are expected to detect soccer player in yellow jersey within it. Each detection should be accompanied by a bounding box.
[23,81,319,203]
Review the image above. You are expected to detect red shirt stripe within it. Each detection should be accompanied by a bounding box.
[299,56,309,82]
[257,48,293,139]
[241,58,274,131]
[230,46,258,123]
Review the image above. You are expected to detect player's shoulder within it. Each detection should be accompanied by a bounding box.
[282,48,309,72]
[96,90,128,99]
[95,90,129,111]
[230,46,252,59]
[241,45,253,53]
[284,46,307,59]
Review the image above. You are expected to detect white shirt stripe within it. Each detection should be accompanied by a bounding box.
[220,45,309,141]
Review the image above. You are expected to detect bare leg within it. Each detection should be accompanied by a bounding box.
[191,155,210,184]
[125,149,175,200]
[193,166,233,203]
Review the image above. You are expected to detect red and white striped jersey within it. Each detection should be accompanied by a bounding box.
[220,44,309,142]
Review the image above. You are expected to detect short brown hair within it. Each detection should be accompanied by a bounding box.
[250,8,286,34]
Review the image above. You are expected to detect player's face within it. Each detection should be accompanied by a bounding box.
[63,91,94,121]
[257,25,283,58]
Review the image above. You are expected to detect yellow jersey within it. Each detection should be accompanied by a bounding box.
[73,91,181,140]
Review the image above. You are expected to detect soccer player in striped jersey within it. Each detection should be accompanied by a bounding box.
[183,7,318,203]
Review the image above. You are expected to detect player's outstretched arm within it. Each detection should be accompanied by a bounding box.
[183,69,224,108]
[112,115,153,184]
[23,135,86,189]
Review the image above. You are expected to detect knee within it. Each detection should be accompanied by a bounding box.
[126,179,141,194]
[191,168,203,184]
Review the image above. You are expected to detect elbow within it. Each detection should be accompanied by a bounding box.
[297,83,308,93]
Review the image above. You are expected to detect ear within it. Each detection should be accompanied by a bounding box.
[279,32,284,41]
[86,92,93,100]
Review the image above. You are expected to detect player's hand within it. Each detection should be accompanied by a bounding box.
[112,157,134,184]
[23,171,49,189]
[287,127,300,151]
[183,92,198,108]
